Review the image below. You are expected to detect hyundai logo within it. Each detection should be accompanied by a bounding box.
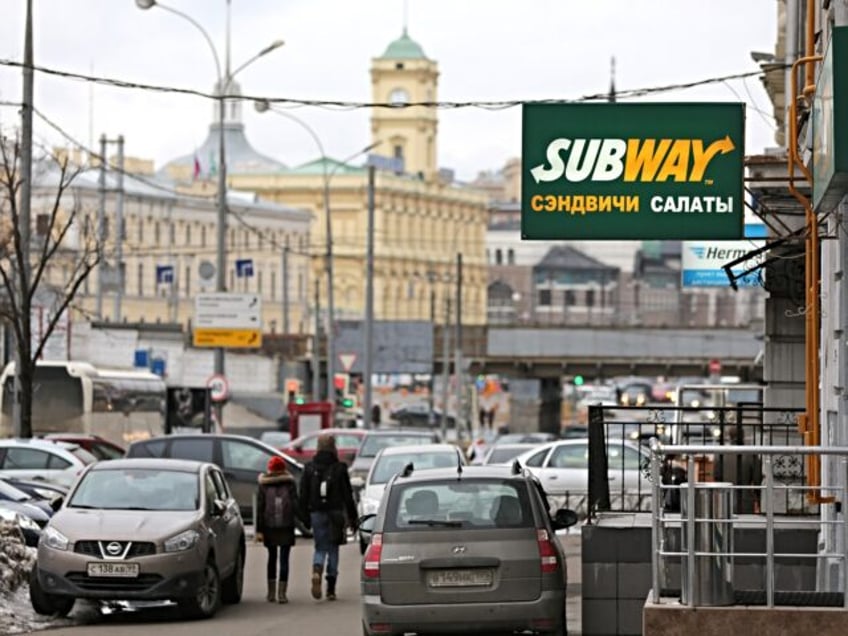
[452,545,466,554]
[106,542,123,556]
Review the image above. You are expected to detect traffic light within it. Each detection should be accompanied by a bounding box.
[285,378,303,405]
[573,375,585,386]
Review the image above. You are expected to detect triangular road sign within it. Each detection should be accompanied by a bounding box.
[338,353,357,372]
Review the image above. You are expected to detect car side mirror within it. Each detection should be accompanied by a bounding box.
[212,499,227,517]
[358,513,376,535]
[350,476,365,490]
[50,496,64,512]
[552,508,579,530]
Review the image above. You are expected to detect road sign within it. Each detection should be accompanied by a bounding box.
[193,328,262,348]
[195,293,261,328]
[235,259,254,278]
[338,352,357,373]
[156,265,174,284]
[206,374,230,402]
[708,359,722,376]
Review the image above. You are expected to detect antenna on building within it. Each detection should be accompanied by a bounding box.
[88,60,95,158]
[608,56,617,103]
[403,0,409,33]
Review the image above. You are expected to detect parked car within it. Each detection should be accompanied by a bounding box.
[389,402,455,428]
[493,432,559,445]
[348,429,442,491]
[359,464,578,636]
[0,505,41,547]
[125,434,303,522]
[515,438,652,515]
[480,443,540,466]
[0,478,54,522]
[41,434,125,460]
[282,428,366,466]
[5,477,69,502]
[30,457,245,619]
[357,443,466,552]
[0,439,98,488]
[258,431,291,449]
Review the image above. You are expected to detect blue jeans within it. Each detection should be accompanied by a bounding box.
[310,511,339,578]
[266,544,291,581]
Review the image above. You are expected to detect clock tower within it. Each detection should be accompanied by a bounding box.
[370,29,439,180]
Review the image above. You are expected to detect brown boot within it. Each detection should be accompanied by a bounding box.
[277,581,288,604]
[311,564,323,600]
[266,579,276,602]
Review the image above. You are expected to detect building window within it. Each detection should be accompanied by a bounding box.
[185,224,192,245]
[201,225,207,247]
[271,270,276,301]
[137,217,144,243]
[538,289,551,306]
[565,290,576,307]
[244,231,250,249]
[154,222,160,246]
[229,269,234,290]
[169,222,175,245]
[394,144,404,160]
[495,249,503,266]
[507,249,515,265]
[586,289,595,308]
[185,266,191,297]
[258,270,263,294]
[137,263,144,297]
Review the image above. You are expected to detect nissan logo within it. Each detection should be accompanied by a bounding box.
[106,542,123,556]
[452,545,466,554]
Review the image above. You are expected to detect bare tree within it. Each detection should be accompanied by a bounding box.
[0,132,101,438]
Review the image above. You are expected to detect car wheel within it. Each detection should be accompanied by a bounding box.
[29,567,74,617]
[179,560,221,619]
[359,536,367,555]
[221,546,244,604]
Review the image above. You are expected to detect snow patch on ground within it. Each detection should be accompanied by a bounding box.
[0,521,74,634]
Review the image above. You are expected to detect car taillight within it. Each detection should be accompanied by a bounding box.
[537,528,559,573]
[363,532,382,579]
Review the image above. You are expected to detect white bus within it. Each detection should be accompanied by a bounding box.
[0,361,167,447]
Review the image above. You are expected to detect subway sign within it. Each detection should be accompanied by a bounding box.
[521,103,745,240]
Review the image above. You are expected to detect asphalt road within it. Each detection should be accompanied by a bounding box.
[30,533,583,636]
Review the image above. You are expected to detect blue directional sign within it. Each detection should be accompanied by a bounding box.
[155,265,174,284]
[235,259,254,278]
[367,153,404,174]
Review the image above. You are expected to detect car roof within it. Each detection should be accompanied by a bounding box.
[362,429,438,437]
[392,464,528,483]
[291,428,365,439]
[127,433,305,468]
[377,443,458,457]
[88,457,206,473]
[0,438,80,451]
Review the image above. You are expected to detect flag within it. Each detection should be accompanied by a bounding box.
[192,155,201,181]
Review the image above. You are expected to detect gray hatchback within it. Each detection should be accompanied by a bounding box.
[359,464,577,635]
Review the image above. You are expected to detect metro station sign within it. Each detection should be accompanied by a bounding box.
[521,102,745,240]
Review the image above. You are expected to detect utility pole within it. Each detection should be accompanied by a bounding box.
[454,253,464,440]
[312,279,321,400]
[95,134,107,320]
[112,135,125,322]
[282,235,290,336]
[441,296,451,441]
[363,165,376,430]
[428,287,436,428]
[14,0,34,437]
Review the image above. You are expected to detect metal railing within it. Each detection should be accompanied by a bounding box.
[650,442,848,608]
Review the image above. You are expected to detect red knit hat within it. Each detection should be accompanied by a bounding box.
[267,456,287,474]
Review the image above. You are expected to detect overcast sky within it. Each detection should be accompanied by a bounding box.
[0,0,779,182]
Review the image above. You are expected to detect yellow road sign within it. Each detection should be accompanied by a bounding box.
[192,328,263,348]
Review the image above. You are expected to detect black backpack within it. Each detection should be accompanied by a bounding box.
[263,483,294,529]
[309,462,332,510]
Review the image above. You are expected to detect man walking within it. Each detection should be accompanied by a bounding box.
[299,433,358,600]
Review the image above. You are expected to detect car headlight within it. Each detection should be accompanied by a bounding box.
[164,529,200,553]
[360,497,380,516]
[43,526,69,551]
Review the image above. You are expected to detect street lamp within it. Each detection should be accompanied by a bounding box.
[254,98,379,400]
[136,0,283,426]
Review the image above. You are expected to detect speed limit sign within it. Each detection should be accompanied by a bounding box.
[206,374,230,402]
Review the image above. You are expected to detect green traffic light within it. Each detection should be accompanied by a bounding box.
[295,396,305,405]
[342,398,355,408]
[573,375,584,386]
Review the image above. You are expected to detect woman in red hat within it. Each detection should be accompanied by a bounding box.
[256,455,301,603]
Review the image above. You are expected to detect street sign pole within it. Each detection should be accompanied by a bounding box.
[363,165,375,430]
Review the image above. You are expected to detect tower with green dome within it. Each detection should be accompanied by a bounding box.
[370,28,439,180]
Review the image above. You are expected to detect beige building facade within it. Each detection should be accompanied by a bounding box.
[227,29,489,325]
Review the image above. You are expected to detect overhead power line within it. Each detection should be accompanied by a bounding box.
[0,58,785,110]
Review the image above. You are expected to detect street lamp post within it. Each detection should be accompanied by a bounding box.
[136,0,282,426]
[254,99,378,401]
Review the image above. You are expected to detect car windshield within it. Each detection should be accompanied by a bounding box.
[69,468,199,511]
[359,435,430,458]
[387,479,532,530]
[370,451,457,485]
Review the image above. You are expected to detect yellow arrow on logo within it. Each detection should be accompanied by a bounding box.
[690,135,735,181]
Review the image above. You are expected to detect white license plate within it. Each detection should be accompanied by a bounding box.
[427,568,493,588]
[86,562,140,578]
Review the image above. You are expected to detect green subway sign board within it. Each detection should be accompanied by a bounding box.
[813,27,848,212]
[521,102,745,240]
